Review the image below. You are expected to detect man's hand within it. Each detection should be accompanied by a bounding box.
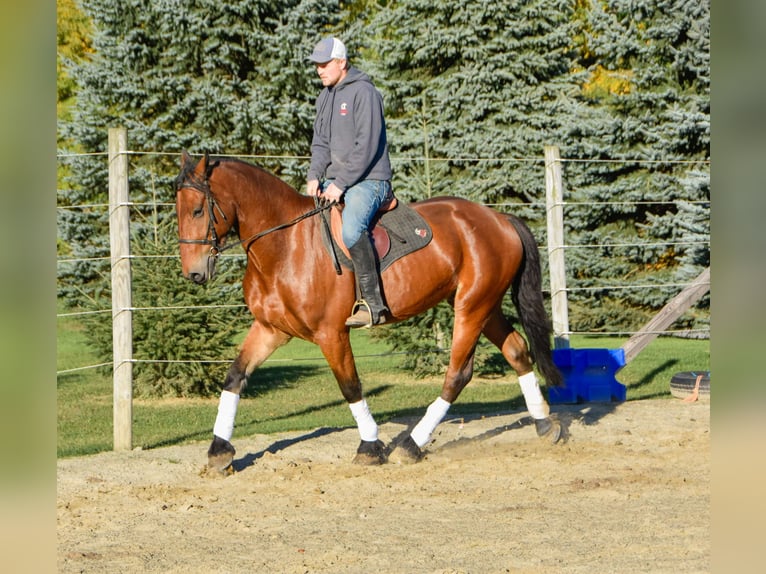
[321,182,344,203]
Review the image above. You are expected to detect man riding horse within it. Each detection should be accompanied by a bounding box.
[305,37,392,328]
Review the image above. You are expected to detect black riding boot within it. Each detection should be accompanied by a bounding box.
[346,233,389,328]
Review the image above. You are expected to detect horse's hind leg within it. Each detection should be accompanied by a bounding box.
[482,310,561,442]
[207,321,291,473]
[390,315,482,464]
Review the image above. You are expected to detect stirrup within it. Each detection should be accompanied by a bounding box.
[345,299,386,328]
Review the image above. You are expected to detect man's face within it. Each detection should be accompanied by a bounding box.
[315,59,346,87]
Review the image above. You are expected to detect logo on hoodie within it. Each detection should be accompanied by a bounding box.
[339,102,348,117]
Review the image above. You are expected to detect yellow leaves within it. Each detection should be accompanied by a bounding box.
[58,0,95,112]
[582,65,633,99]
[644,247,677,272]
[57,0,93,61]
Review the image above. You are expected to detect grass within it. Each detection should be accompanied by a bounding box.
[57,315,709,458]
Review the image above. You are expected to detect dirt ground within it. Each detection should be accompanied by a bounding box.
[57,399,710,573]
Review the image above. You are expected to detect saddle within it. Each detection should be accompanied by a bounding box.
[320,198,433,273]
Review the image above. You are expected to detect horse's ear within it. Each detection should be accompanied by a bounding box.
[181,150,193,167]
[187,151,208,179]
[202,151,219,180]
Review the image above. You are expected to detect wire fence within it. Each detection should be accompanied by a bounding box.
[56,149,710,376]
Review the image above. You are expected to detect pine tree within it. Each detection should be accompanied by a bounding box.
[364,0,586,372]
[58,0,343,390]
[57,0,710,384]
[367,0,583,209]
[59,0,342,302]
[561,0,710,333]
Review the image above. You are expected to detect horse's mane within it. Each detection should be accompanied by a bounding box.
[216,156,277,179]
[176,154,293,192]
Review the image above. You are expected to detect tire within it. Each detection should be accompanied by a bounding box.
[670,371,710,401]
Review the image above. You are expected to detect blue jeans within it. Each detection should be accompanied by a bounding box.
[322,179,393,247]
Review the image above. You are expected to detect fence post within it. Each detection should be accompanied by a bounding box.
[544,145,570,349]
[108,127,133,451]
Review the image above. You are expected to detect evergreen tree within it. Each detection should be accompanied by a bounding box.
[58,0,343,392]
[364,0,588,371]
[57,0,710,386]
[561,0,710,332]
[367,0,583,209]
[59,0,342,302]
[81,217,250,397]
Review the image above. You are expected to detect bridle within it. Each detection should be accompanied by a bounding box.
[176,172,229,257]
[176,166,334,258]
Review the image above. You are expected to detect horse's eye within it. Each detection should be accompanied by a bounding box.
[192,207,204,218]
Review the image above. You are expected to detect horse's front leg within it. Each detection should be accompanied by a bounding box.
[319,332,387,465]
[207,321,291,473]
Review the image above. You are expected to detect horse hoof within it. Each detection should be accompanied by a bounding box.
[207,435,236,472]
[352,439,388,465]
[388,436,423,464]
[201,464,235,478]
[534,417,562,444]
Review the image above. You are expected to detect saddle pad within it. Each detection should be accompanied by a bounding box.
[320,201,433,273]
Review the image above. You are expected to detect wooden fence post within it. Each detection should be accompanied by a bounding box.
[544,145,570,349]
[108,127,133,451]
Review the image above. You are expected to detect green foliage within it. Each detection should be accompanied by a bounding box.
[57,0,93,111]
[130,222,250,396]
[58,1,344,391]
[364,0,585,362]
[371,304,453,376]
[372,300,524,378]
[81,217,250,397]
[544,0,710,335]
[58,1,343,304]
[367,0,583,209]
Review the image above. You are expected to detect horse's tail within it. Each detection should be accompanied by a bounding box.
[507,215,563,388]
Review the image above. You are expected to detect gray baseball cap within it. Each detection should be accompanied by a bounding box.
[308,37,347,63]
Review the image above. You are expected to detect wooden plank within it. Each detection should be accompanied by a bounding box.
[108,127,133,451]
[621,267,710,364]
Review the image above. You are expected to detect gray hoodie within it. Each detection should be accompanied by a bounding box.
[308,66,392,191]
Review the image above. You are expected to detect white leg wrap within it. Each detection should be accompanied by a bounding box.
[349,399,378,442]
[410,397,451,448]
[212,390,240,442]
[518,371,550,420]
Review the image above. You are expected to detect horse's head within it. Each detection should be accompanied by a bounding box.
[175,151,232,284]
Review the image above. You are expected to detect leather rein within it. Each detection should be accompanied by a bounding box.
[176,173,334,257]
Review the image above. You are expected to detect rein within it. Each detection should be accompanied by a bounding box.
[232,200,334,254]
[177,173,334,256]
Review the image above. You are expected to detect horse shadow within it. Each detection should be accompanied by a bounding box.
[231,427,347,472]
[387,400,623,454]
[230,394,627,470]
[413,357,682,452]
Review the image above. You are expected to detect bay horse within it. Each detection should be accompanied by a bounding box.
[175,151,562,472]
